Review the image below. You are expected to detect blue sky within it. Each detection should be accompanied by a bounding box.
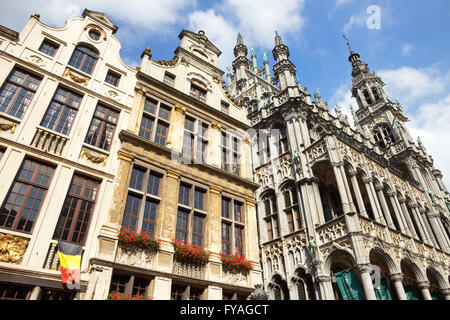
[1,0,450,185]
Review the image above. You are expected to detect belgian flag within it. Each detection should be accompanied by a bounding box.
[58,241,82,291]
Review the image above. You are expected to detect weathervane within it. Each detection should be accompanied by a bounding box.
[343,34,352,53]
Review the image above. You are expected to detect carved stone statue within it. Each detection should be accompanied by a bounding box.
[394,119,402,130]
[251,47,256,57]
[417,136,422,146]
[445,199,450,211]
[226,66,232,74]
[428,189,437,206]
[292,151,302,174]
[307,237,318,262]
[263,52,268,62]
[314,88,321,101]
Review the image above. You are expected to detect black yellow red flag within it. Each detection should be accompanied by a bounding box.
[58,241,82,291]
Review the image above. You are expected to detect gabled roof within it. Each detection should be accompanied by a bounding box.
[178,29,222,56]
[82,9,118,34]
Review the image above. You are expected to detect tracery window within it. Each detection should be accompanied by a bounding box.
[373,123,395,149]
[263,191,279,240]
[282,184,301,233]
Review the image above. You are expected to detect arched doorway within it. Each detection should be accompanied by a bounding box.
[400,259,423,300]
[294,268,316,300]
[270,274,290,300]
[313,161,343,222]
[426,268,446,300]
[369,249,395,300]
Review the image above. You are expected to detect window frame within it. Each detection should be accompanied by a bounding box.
[0,68,42,119]
[220,131,241,176]
[109,272,151,297]
[190,84,207,103]
[263,193,280,241]
[68,44,99,75]
[221,101,229,115]
[182,115,209,163]
[38,39,60,57]
[138,96,172,147]
[105,70,121,87]
[171,283,204,301]
[163,72,176,87]
[84,103,120,151]
[0,158,55,233]
[52,174,100,245]
[175,180,208,247]
[40,86,83,136]
[282,184,301,233]
[121,164,163,236]
[221,196,245,256]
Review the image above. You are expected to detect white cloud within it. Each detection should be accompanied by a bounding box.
[378,66,447,106]
[188,0,307,68]
[409,95,450,187]
[335,0,353,6]
[343,12,366,33]
[0,0,193,33]
[329,84,358,128]
[401,44,414,56]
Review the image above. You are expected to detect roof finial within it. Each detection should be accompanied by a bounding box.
[275,31,283,46]
[237,33,243,45]
[342,34,352,53]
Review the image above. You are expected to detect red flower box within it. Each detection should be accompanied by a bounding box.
[220,252,253,273]
[107,291,153,300]
[118,227,160,251]
[172,238,209,265]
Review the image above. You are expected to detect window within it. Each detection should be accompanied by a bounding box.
[68,44,99,75]
[121,165,162,236]
[190,84,206,103]
[221,101,229,114]
[256,131,271,164]
[40,87,83,135]
[138,97,172,147]
[85,104,119,151]
[105,70,121,87]
[0,68,42,119]
[0,283,32,300]
[263,192,279,240]
[363,89,373,105]
[52,175,99,245]
[221,132,241,176]
[175,183,207,246]
[88,29,101,41]
[0,159,54,233]
[0,149,4,161]
[282,185,301,233]
[273,125,289,156]
[171,283,204,300]
[163,73,175,87]
[182,116,208,162]
[372,87,381,101]
[109,273,150,297]
[39,288,75,300]
[38,39,59,57]
[221,197,245,256]
[373,123,395,150]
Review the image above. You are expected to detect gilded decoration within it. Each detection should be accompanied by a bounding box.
[81,148,108,165]
[0,233,29,264]
[0,122,16,133]
[64,68,89,86]
[174,104,186,114]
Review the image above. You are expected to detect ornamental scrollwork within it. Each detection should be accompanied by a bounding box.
[81,148,108,165]
[0,233,29,264]
[64,69,89,86]
[0,122,16,133]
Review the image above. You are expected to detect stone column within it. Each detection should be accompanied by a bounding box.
[420,208,439,247]
[84,265,113,300]
[339,165,357,213]
[162,169,181,240]
[375,186,395,229]
[439,288,450,300]
[332,163,351,214]
[169,105,186,153]
[363,178,384,224]
[417,281,432,300]
[356,264,377,300]
[428,212,449,252]
[399,200,418,238]
[152,276,172,300]
[257,198,269,242]
[245,198,260,264]
[207,285,223,300]
[392,195,412,236]
[316,275,335,300]
[29,286,41,300]
[209,122,223,169]
[389,274,407,300]
[349,171,368,218]
[208,186,222,254]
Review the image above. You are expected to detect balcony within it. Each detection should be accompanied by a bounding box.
[43,241,84,270]
[172,258,205,279]
[31,127,68,156]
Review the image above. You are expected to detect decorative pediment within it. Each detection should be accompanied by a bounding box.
[82,9,118,34]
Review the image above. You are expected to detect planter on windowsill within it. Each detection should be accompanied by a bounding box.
[118,228,160,251]
[107,291,153,300]
[171,239,209,265]
[220,252,253,274]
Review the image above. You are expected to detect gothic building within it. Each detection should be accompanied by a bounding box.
[228,33,450,300]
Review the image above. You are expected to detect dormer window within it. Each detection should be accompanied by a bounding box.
[39,39,59,57]
[190,84,206,103]
[68,44,99,75]
[163,73,175,87]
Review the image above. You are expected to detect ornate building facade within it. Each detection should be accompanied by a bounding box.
[0,10,137,299]
[228,33,450,300]
[84,29,262,300]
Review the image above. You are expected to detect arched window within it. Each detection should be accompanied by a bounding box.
[263,191,279,240]
[373,123,395,150]
[372,87,381,101]
[282,184,301,233]
[68,44,99,75]
[363,89,373,105]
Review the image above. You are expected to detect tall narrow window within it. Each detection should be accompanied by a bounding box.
[0,283,32,300]
[39,39,59,57]
[68,44,99,75]
[373,123,395,150]
[0,159,54,233]
[139,97,171,147]
[282,185,301,233]
[221,101,229,114]
[163,73,175,87]
[263,192,279,240]
[0,68,42,119]
[53,175,99,245]
[121,165,162,236]
[175,183,207,246]
[182,116,208,162]
[221,197,245,255]
[40,87,83,135]
[190,84,206,103]
[221,132,241,176]
[85,104,119,151]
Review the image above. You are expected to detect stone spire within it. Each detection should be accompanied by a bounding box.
[234,33,248,58]
[232,33,251,83]
[272,31,297,91]
[272,31,290,62]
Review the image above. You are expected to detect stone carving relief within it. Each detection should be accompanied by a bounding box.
[316,218,348,245]
[81,147,108,165]
[256,167,274,190]
[173,259,205,279]
[306,141,328,163]
[115,245,155,268]
[0,233,29,264]
[27,54,46,67]
[275,155,294,183]
[222,269,247,286]
[64,68,89,86]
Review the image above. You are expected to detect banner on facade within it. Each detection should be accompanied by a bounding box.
[374,278,392,300]
[334,269,366,300]
[404,285,419,300]
[58,241,82,291]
